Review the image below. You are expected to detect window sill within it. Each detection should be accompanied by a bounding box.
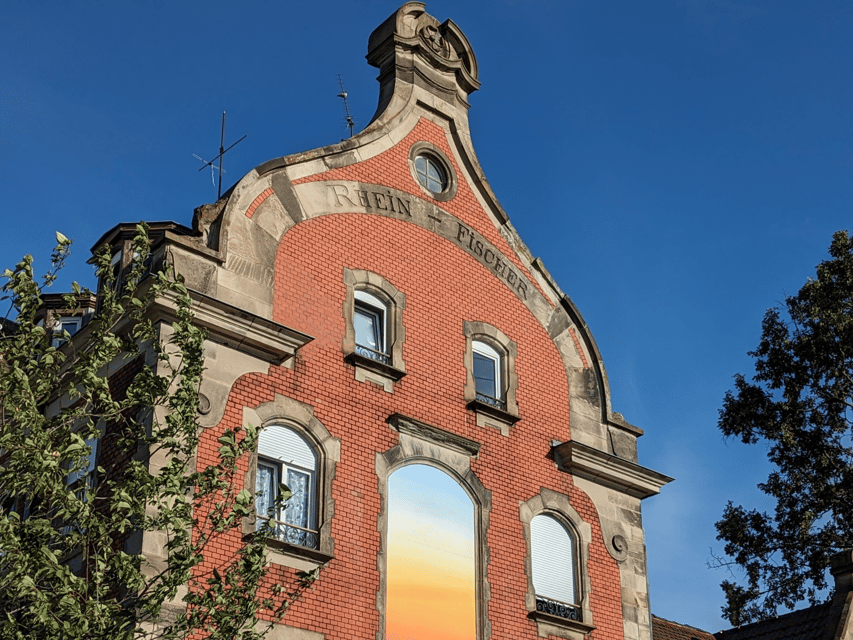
[346,352,406,392]
[467,399,519,436]
[244,531,334,570]
[528,610,595,639]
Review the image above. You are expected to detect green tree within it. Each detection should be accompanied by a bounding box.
[715,230,853,625]
[0,226,318,640]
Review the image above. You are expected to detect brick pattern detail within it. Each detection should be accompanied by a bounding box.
[245,187,273,218]
[291,118,552,307]
[192,122,626,639]
[569,327,589,369]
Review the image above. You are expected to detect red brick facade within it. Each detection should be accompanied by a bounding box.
[123,5,671,639]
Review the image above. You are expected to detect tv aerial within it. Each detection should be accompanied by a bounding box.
[337,74,355,139]
[194,111,246,199]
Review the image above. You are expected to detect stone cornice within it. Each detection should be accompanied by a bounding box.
[387,413,481,457]
[151,289,313,365]
[553,440,672,499]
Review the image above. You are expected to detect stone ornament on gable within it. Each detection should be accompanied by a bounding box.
[420,23,449,57]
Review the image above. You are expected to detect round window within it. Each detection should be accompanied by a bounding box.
[414,154,448,194]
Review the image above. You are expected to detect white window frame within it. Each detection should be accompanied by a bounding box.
[520,491,595,637]
[530,513,580,608]
[343,269,407,390]
[472,340,502,405]
[256,425,319,550]
[354,290,389,363]
[52,316,82,348]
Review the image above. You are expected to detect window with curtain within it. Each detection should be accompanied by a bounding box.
[256,425,318,549]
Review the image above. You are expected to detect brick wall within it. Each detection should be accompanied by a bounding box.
[194,119,624,640]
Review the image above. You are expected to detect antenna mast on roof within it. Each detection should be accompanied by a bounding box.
[193,111,246,199]
[337,75,355,139]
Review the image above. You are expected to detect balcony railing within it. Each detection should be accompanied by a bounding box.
[355,343,390,365]
[535,596,582,622]
[256,516,319,550]
[475,392,506,411]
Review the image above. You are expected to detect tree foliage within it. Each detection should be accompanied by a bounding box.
[0,226,318,639]
[715,230,853,625]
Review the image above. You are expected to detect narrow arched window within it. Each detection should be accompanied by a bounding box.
[530,514,579,608]
[472,340,503,409]
[386,464,476,640]
[256,425,318,549]
[354,290,389,363]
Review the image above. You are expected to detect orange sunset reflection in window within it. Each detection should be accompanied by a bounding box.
[386,464,476,640]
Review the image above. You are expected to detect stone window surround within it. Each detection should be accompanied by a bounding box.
[463,321,519,435]
[343,269,406,391]
[520,489,596,640]
[407,141,458,202]
[377,413,491,640]
[241,395,340,571]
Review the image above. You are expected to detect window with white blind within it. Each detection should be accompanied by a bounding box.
[530,514,579,607]
[256,425,319,549]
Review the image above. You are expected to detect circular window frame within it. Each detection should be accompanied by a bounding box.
[408,142,458,202]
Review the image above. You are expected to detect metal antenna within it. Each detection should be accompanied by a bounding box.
[194,111,246,199]
[337,74,355,138]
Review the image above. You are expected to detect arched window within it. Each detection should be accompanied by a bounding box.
[386,464,476,640]
[463,322,519,434]
[354,290,389,363]
[530,513,580,614]
[256,425,319,549]
[343,269,407,390]
[472,340,502,408]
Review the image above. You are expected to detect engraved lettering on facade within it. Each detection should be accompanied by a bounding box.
[453,222,528,300]
[327,185,411,217]
[330,185,358,208]
[373,192,387,210]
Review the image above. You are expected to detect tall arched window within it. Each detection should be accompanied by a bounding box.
[530,514,579,612]
[256,425,318,549]
[386,464,476,640]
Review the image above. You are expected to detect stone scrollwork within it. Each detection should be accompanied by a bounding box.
[610,534,628,562]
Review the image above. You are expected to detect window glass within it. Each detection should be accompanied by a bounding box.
[387,464,475,640]
[472,341,501,405]
[531,514,577,606]
[67,435,98,487]
[256,426,318,548]
[415,155,447,193]
[354,290,388,362]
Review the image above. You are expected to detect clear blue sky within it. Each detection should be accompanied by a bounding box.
[3,1,851,632]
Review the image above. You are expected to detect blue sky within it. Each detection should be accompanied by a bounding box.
[2,1,851,633]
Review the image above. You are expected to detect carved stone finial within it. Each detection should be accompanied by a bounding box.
[366,3,480,120]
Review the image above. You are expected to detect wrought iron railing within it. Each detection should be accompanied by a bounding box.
[476,392,506,411]
[257,516,319,550]
[355,343,390,365]
[535,596,582,622]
